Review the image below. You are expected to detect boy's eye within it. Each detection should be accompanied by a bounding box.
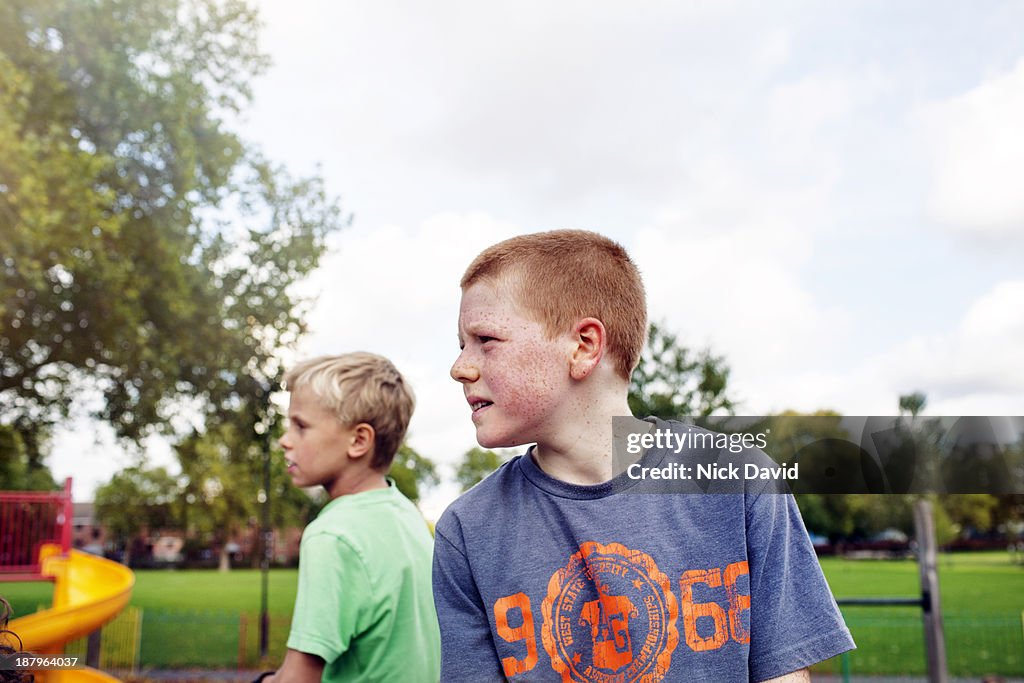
[478,335,497,344]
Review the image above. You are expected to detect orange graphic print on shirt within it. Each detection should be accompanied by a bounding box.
[580,588,639,671]
[541,542,680,683]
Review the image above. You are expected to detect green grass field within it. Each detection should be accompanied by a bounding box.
[2,553,1022,674]
[815,553,1024,676]
[2,569,300,668]
[3,569,300,619]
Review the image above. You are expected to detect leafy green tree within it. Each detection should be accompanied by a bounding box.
[455,447,508,492]
[94,465,181,563]
[767,410,857,540]
[176,420,318,571]
[898,391,927,419]
[0,0,344,470]
[389,443,440,504]
[0,423,57,490]
[764,410,848,453]
[172,423,436,570]
[794,494,858,541]
[941,494,1000,535]
[628,322,734,419]
[993,490,1024,537]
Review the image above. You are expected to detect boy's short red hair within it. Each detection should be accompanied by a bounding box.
[461,230,647,380]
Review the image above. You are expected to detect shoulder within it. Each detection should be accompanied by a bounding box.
[299,494,378,553]
[299,517,361,561]
[303,500,352,540]
[444,455,524,515]
[435,456,524,547]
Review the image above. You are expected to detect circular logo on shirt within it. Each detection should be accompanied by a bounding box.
[541,541,679,683]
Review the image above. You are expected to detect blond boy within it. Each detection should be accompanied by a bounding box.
[270,353,439,683]
[433,231,853,681]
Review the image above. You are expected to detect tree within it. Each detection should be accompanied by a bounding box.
[898,392,927,420]
[94,465,181,563]
[176,419,319,571]
[0,423,56,490]
[172,422,436,570]
[941,494,1000,535]
[794,494,858,541]
[389,444,439,504]
[0,0,344,471]
[628,322,734,419]
[455,447,508,492]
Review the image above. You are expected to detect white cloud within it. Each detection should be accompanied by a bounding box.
[49,423,177,502]
[42,2,1024,514]
[885,280,1024,398]
[248,0,808,219]
[296,212,525,467]
[922,58,1024,239]
[761,65,891,178]
[765,280,1024,416]
[629,155,851,395]
[299,212,521,357]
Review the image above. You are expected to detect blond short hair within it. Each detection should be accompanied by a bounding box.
[461,230,647,379]
[282,352,414,470]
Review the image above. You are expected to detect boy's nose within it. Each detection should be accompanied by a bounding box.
[450,351,478,383]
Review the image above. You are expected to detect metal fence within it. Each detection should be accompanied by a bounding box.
[0,479,72,579]
[70,608,294,669]
[811,609,1024,679]
[66,606,143,674]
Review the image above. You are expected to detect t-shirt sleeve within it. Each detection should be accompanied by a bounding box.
[432,517,506,682]
[287,530,371,663]
[744,490,855,681]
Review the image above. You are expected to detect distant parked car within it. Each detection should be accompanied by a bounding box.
[871,528,909,543]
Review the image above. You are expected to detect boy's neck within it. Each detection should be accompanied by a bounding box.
[326,469,389,499]
[532,392,643,486]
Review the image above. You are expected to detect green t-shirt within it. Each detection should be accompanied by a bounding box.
[287,483,440,682]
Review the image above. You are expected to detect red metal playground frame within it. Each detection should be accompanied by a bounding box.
[0,478,73,581]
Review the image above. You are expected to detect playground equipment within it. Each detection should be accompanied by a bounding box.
[1,479,134,683]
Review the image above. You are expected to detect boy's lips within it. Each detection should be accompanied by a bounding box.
[466,396,493,419]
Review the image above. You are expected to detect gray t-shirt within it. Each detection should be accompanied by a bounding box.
[433,420,854,682]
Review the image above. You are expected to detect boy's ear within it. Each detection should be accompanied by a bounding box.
[569,317,606,381]
[347,423,375,459]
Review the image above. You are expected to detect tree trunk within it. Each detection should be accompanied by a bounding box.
[218,546,231,572]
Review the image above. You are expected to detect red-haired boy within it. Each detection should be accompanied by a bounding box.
[434,230,853,682]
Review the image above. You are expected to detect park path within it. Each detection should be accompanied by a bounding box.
[132,673,1024,683]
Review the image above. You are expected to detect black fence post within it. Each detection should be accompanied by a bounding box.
[86,629,101,668]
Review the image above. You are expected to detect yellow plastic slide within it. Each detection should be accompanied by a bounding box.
[8,543,134,683]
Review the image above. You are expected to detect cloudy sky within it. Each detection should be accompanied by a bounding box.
[51,1,1024,518]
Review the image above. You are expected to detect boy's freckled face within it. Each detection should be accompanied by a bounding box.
[278,386,355,494]
[450,280,574,449]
